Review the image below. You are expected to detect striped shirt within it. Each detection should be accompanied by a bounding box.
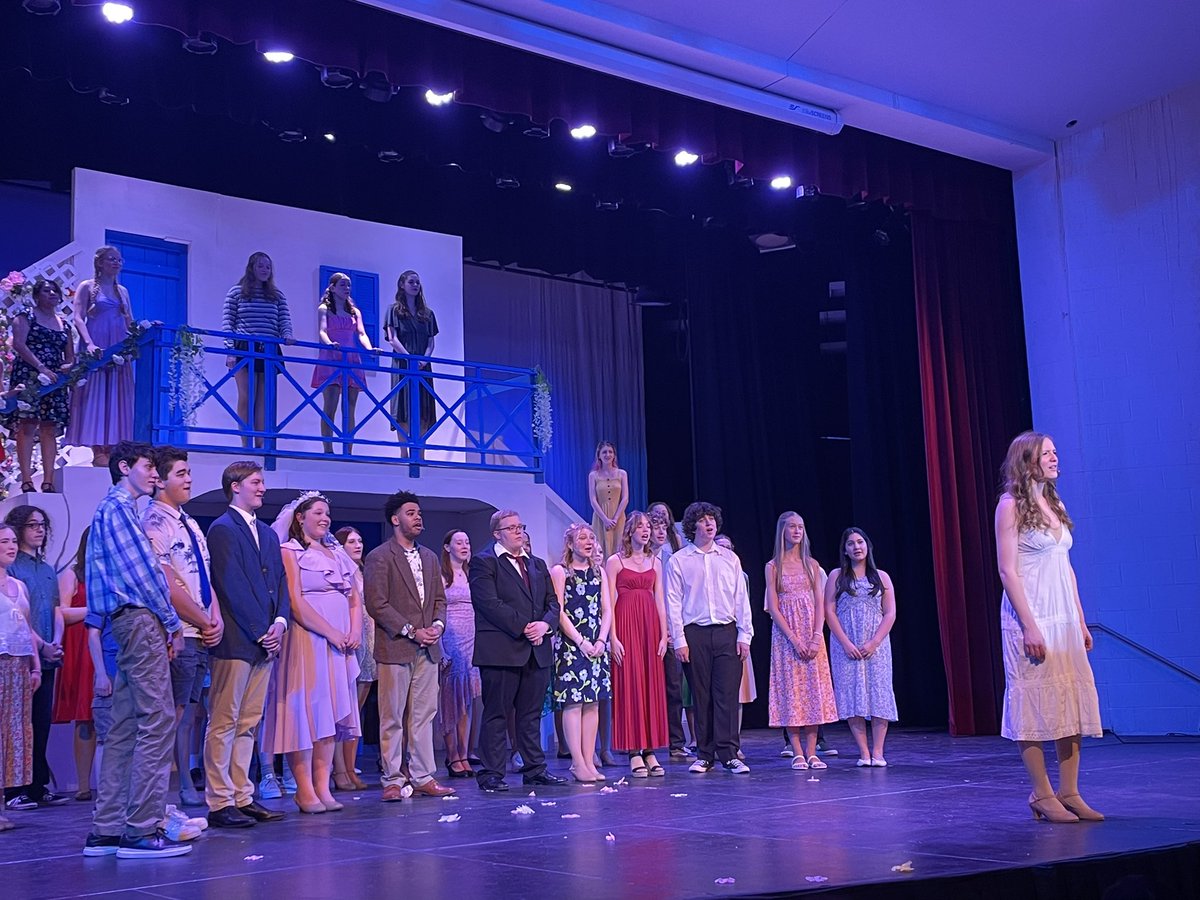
[222,286,294,349]
[84,485,179,633]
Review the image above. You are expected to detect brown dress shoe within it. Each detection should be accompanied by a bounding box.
[410,779,456,797]
[382,784,414,802]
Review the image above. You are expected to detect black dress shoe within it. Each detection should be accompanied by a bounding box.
[207,806,255,828]
[523,771,568,786]
[238,800,285,821]
[477,777,509,793]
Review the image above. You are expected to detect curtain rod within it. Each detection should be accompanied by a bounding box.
[464,259,631,294]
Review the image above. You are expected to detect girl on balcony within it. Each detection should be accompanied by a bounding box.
[66,248,131,468]
[312,273,374,455]
[384,270,438,455]
[223,252,294,449]
[4,279,75,492]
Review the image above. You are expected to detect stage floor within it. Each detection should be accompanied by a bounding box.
[3,728,1198,898]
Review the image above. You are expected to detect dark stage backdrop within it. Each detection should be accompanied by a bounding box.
[462,265,648,521]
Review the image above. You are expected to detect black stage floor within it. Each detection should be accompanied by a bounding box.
[3,728,1198,899]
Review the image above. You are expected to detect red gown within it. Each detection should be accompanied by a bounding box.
[52,581,94,723]
[611,563,669,751]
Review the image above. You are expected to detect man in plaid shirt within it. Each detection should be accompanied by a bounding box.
[83,441,191,860]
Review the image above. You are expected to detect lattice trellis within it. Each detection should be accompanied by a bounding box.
[0,240,85,319]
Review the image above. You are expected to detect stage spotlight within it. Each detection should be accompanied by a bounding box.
[570,124,597,139]
[101,2,133,23]
[97,88,129,106]
[22,0,62,14]
[523,124,550,139]
[263,50,294,64]
[797,184,820,198]
[360,72,394,103]
[182,34,219,55]
[425,89,455,106]
[377,149,404,163]
[750,233,796,253]
[725,160,752,188]
[323,132,336,143]
[321,66,356,88]
[595,198,621,211]
[554,182,573,192]
[674,149,699,166]
[495,175,521,189]
[480,113,510,133]
[277,128,306,143]
[608,137,649,158]
[769,175,792,190]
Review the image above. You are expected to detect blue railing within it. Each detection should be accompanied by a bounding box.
[121,325,543,479]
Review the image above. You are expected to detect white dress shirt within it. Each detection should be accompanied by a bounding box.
[665,542,754,649]
[492,541,529,578]
[228,504,259,549]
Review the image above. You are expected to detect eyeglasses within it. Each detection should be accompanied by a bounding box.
[23,522,47,530]
[102,255,124,263]
[498,524,528,533]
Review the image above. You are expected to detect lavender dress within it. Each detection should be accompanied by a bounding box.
[828,577,898,721]
[67,286,133,447]
[439,573,480,734]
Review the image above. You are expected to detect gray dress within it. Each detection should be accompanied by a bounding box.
[829,576,898,721]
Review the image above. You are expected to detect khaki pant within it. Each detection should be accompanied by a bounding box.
[378,650,439,787]
[92,609,174,838]
[204,657,272,811]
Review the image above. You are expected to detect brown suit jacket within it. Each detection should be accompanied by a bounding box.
[364,539,447,666]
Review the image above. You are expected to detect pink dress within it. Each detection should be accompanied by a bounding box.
[768,571,839,728]
[67,287,133,447]
[311,311,367,390]
[438,575,480,735]
[264,541,361,752]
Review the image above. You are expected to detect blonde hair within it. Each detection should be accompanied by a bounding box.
[560,523,597,572]
[770,511,818,598]
[1000,431,1073,534]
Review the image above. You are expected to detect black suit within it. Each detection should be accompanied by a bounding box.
[469,547,559,781]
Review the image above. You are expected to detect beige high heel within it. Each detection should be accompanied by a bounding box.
[1028,792,1079,823]
[1056,792,1105,821]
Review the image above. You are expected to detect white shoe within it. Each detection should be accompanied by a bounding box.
[259,772,283,799]
[162,807,203,842]
[780,748,795,758]
[688,759,714,774]
[722,759,751,775]
[870,757,888,767]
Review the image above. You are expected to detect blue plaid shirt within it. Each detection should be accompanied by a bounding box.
[84,485,179,633]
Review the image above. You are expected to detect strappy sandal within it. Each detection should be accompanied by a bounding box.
[41,482,56,493]
[643,753,665,776]
[791,756,810,770]
[806,755,827,770]
[629,754,648,778]
[20,481,35,493]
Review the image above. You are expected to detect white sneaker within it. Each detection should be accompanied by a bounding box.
[259,772,283,799]
[166,803,209,832]
[780,747,795,758]
[688,759,714,774]
[162,807,203,842]
[722,759,751,775]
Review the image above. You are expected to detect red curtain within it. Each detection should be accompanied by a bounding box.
[911,212,1032,735]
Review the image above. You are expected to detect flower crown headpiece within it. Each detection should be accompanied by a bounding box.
[295,489,330,505]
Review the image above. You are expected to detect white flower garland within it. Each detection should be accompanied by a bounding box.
[532,368,553,454]
[167,327,207,426]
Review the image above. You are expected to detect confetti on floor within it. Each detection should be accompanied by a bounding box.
[891,860,915,873]
[442,795,460,801]
[670,793,688,798]
[714,877,736,885]
[511,804,535,815]
[605,833,615,842]
[438,814,461,823]
[540,801,557,807]
[805,875,829,883]
[600,786,618,794]
[561,814,581,819]
[243,855,264,861]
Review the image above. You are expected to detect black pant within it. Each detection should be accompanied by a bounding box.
[662,650,685,751]
[477,653,550,782]
[6,667,55,801]
[681,623,740,764]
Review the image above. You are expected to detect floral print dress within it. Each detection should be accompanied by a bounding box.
[553,566,611,707]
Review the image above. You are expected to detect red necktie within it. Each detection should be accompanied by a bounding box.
[513,554,530,589]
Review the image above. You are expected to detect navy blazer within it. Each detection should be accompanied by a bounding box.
[207,510,290,664]
[468,548,559,669]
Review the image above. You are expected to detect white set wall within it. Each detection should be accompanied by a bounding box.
[71,169,465,455]
[1013,81,1200,735]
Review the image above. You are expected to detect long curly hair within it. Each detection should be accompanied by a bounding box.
[619,511,653,559]
[649,501,682,552]
[392,270,433,320]
[319,271,358,316]
[288,496,330,546]
[1000,431,1073,533]
[560,523,597,572]
[4,505,51,562]
[770,511,818,598]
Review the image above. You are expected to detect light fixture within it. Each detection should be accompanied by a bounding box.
[725,160,752,188]
[480,113,510,134]
[595,198,622,211]
[22,0,62,14]
[320,66,356,89]
[569,124,597,139]
[554,182,573,193]
[377,150,404,163]
[674,149,699,166]
[97,88,129,106]
[182,34,219,55]
[608,137,649,158]
[360,72,394,103]
[277,128,306,143]
[523,124,550,139]
[425,89,455,106]
[323,132,336,143]
[495,175,520,189]
[101,2,133,23]
[263,50,294,64]
[769,175,793,190]
[796,184,820,198]
[750,233,796,253]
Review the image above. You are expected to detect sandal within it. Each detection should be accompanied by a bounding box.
[791,756,810,770]
[643,753,665,777]
[629,754,648,778]
[41,482,56,493]
[20,481,35,493]
[806,756,827,770]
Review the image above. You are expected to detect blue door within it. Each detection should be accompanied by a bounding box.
[105,230,188,325]
[318,266,380,346]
